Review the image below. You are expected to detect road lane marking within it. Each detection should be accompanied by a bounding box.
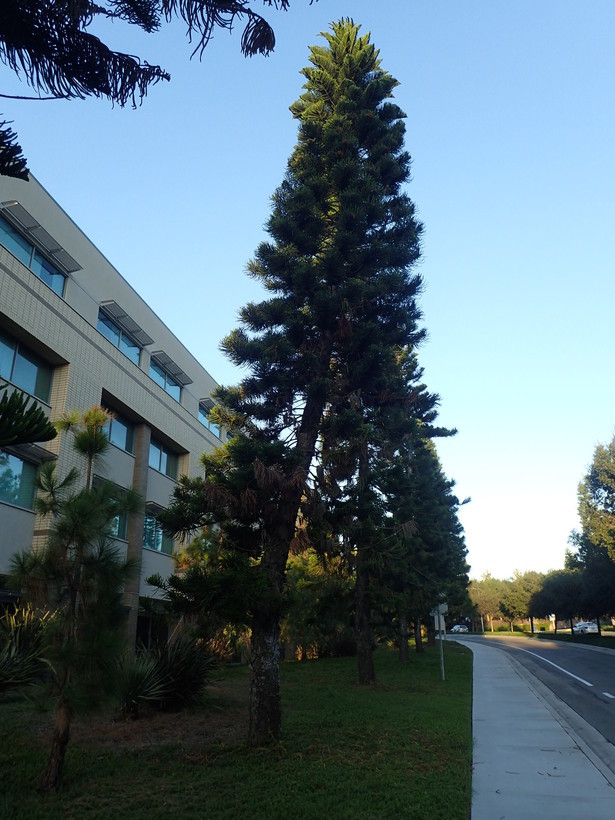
[515,648,594,687]
[603,692,615,699]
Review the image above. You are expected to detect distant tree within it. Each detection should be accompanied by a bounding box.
[0,0,304,178]
[9,406,140,791]
[577,434,615,560]
[529,569,581,632]
[469,574,505,632]
[311,351,439,681]
[159,20,425,743]
[382,433,468,655]
[281,551,354,661]
[566,531,615,631]
[0,383,57,447]
[500,570,545,632]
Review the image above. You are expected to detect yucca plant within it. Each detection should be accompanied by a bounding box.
[154,634,217,711]
[0,605,52,692]
[115,651,169,720]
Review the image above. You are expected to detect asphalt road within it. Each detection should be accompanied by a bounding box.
[462,635,615,746]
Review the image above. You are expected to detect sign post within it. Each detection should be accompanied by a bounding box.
[429,603,448,681]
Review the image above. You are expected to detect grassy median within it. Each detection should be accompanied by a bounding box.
[0,642,472,820]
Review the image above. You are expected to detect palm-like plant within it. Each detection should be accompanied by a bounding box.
[9,406,141,791]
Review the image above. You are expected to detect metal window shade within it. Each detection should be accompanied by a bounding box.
[150,351,192,386]
[100,301,154,347]
[0,201,82,273]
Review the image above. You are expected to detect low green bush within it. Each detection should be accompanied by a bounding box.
[115,634,217,718]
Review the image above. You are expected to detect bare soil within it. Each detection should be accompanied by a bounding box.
[68,672,249,754]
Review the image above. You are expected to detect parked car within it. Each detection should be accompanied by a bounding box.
[574,621,598,634]
[450,624,469,634]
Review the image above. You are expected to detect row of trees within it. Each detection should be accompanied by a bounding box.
[150,20,469,745]
[471,432,615,632]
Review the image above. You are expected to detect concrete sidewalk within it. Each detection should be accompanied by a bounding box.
[464,639,615,819]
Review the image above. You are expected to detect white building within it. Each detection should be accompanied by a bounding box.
[0,174,221,644]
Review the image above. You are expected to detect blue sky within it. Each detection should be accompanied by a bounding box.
[3,1,615,580]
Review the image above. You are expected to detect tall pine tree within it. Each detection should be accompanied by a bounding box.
[160,19,425,743]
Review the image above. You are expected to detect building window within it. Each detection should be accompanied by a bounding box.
[97,311,141,365]
[109,509,128,540]
[0,330,52,402]
[149,360,181,402]
[148,439,178,480]
[0,214,66,296]
[0,450,38,509]
[198,403,221,438]
[104,413,134,454]
[143,512,173,555]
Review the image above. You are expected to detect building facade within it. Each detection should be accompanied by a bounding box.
[0,174,222,644]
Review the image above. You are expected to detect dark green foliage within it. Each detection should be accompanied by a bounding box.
[499,570,545,624]
[0,0,295,178]
[550,432,615,627]
[0,384,57,447]
[148,528,272,631]
[0,120,27,179]
[529,569,582,627]
[577,434,615,560]
[281,552,355,659]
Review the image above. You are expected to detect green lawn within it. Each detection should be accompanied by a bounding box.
[0,643,472,820]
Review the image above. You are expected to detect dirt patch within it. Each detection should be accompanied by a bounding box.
[69,672,250,754]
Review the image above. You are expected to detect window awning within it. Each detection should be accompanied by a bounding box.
[3,442,56,464]
[150,351,192,386]
[100,301,154,347]
[1,200,82,273]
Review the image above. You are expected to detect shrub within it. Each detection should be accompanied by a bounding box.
[115,634,218,718]
[155,634,217,711]
[115,651,168,720]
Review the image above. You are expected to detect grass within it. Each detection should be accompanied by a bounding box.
[0,643,472,820]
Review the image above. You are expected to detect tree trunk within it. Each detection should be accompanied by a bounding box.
[248,615,282,746]
[355,547,375,684]
[39,699,71,792]
[414,617,424,653]
[530,616,534,634]
[398,613,409,662]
